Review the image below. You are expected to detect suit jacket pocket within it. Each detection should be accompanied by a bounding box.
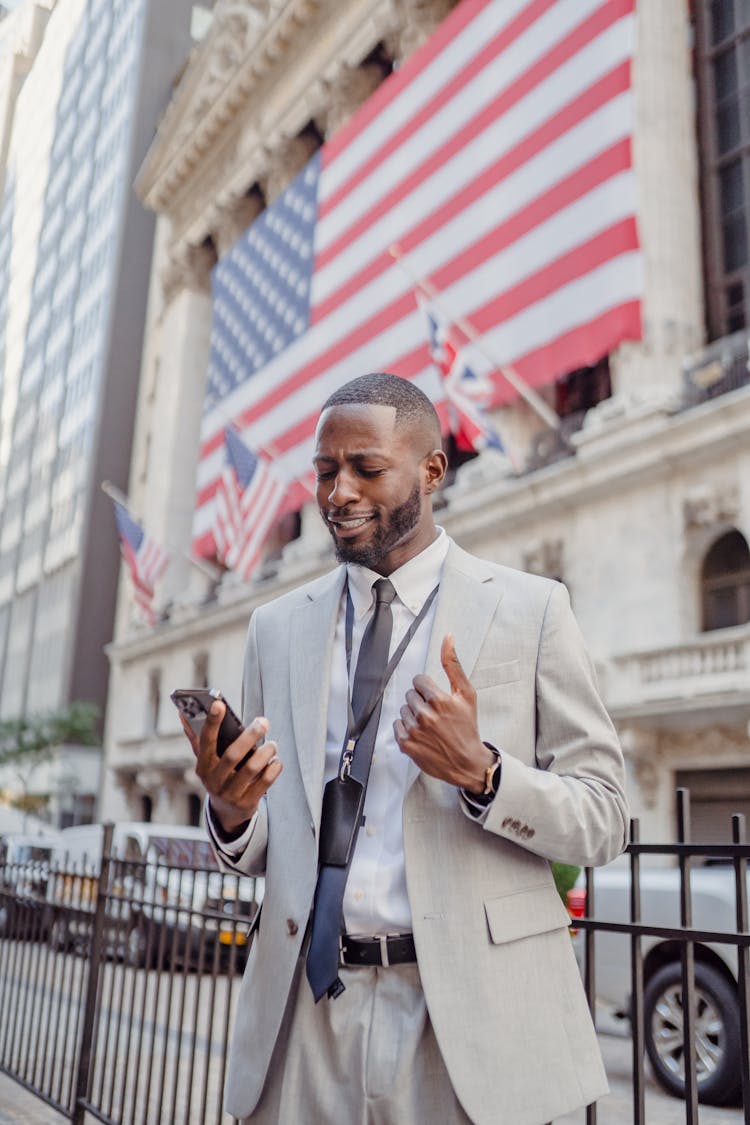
[484,882,571,945]
[472,659,521,691]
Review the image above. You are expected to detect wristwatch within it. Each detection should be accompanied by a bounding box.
[479,743,502,798]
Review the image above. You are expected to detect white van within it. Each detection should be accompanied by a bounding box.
[47,822,262,968]
[0,832,62,938]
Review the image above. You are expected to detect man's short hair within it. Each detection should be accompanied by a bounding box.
[321,372,441,445]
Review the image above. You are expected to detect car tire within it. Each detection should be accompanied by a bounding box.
[644,960,741,1106]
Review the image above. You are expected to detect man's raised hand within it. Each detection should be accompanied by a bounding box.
[393,634,495,793]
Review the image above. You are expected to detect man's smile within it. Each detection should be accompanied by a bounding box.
[325,513,375,536]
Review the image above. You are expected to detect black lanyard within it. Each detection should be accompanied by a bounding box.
[338,581,440,779]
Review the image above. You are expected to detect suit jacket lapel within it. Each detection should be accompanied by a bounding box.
[425,542,503,686]
[290,567,346,827]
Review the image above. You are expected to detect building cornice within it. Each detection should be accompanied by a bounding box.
[136,0,397,246]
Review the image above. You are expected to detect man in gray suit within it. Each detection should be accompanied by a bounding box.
[184,372,628,1124]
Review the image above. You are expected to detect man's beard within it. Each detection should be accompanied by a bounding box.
[324,483,422,569]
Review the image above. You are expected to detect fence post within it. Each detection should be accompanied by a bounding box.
[676,788,699,1125]
[71,822,114,1125]
[629,818,645,1125]
[732,813,750,1125]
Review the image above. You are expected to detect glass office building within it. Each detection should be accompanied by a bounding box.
[0,0,193,728]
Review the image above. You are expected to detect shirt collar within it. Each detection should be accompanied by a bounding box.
[346,528,449,619]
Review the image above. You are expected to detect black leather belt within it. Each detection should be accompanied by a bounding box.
[340,933,416,968]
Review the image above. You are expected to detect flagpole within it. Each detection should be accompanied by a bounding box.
[389,244,562,432]
[101,481,222,581]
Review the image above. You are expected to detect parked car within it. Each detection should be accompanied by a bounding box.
[568,860,745,1106]
[46,822,262,969]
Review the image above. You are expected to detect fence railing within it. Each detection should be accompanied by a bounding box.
[0,824,259,1123]
[2,799,749,1124]
[572,788,750,1125]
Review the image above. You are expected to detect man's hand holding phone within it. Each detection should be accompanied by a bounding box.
[177,696,283,834]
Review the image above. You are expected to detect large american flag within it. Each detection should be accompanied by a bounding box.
[194,0,642,558]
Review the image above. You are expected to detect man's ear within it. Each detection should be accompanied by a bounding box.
[423,448,448,493]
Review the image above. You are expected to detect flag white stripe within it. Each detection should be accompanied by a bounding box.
[320,0,530,199]
[315,18,633,301]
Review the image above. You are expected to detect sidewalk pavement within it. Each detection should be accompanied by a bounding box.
[0,1071,67,1123]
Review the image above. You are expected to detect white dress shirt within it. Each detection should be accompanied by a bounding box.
[328,528,449,935]
[209,529,452,935]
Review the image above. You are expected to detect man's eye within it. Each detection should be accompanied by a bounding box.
[359,469,384,478]
[315,470,336,481]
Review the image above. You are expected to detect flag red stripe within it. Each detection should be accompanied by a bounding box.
[313,66,632,329]
[492,299,641,401]
[319,0,558,220]
[316,0,627,270]
[321,0,499,167]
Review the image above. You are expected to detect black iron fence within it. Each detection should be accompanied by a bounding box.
[1,799,749,1124]
[0,824,259,1123]
[572,788,750,1125]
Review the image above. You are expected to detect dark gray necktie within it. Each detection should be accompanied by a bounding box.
[306,577,396,1002]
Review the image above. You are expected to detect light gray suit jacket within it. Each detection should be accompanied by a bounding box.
[215,541,628,1124]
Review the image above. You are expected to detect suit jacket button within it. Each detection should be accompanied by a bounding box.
[287,919,298,936]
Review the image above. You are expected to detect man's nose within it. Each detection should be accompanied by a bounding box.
[328,471,360,507]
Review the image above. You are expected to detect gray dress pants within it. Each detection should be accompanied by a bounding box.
[242,957,473,1124]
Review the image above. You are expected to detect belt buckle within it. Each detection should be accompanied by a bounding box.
[379,934,390,968]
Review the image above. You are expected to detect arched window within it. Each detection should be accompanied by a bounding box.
[701,529,750,630]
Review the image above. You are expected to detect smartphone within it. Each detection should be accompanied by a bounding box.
[170,688,246,758]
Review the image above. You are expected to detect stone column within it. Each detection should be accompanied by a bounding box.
[609,0,705,404]
[128,224,217,612]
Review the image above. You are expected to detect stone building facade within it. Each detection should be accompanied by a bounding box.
[102,0,750,845]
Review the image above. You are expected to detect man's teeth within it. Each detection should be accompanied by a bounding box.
[334,517,369,528]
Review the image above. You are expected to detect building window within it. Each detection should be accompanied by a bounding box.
[192,651,209,689]
[694,0,750,338]
[554,356,611,419]
[141,794,153,823]
[701,528,750,630]
[146,668,161,733]
[187,792,202,828]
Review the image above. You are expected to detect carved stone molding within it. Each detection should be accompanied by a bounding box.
[137,0,324,215]
[659,725,749,760]
[682,483,740,532]
[384,0,457,63]
[261,132,320,202]
[161,240,219,304]
[619,727,661,809]
[212,189,265,256]
[320,61,388,139]
[522,537,564,580]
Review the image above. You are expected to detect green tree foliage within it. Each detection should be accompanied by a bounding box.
[552,861,581,903]
[0,702,100,769]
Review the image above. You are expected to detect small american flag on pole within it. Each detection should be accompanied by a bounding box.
[194,0,642,560]
[214,427,288,582]
[113,502,169,625]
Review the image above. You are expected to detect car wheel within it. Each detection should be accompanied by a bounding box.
[644,961,741,1106]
